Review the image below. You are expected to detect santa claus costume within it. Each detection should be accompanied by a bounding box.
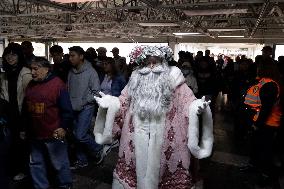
[94,46,213,189]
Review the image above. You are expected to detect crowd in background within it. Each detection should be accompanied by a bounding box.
[0,42,129,189]
[176,46,284,187]
[0,41,283,189]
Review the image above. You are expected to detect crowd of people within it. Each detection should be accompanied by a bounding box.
[0,42,129,189]
[0,41,283,189]
[176,46,284,187]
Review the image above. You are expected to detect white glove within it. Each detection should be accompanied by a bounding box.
[94,92,115,109]
[196,96,211,115]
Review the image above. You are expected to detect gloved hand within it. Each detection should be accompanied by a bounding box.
[196,96,211,115]
[94,92,116,109]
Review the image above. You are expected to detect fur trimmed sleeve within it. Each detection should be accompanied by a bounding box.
[94,96,120,145]
[187,99,214,159]
[93,86,129,144]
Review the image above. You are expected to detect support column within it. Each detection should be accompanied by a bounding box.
[168,37,178,61]
[0,38,5,57]
[45,41,53,61]
[0,37,8,71]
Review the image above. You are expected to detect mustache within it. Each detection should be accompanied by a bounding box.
[138,64,166,75]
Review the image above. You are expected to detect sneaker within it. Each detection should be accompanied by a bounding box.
[70,161,88,170]
[13,173,27,181]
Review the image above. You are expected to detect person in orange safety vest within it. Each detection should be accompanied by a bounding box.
[243,58,282,187]
[244,78,282,128]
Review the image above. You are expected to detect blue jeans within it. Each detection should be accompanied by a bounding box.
[30,139,72,189]
[73,106,102,163]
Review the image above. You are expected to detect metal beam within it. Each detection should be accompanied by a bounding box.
[139,0,214,38]
[250,0,270,37]
[161,0,284,8]
[0,5,146,18]
[139,0,159,7]
[3,0,284,18]
[24,0,73,11]
[201,16,284,21]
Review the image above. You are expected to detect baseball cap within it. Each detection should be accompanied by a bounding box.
[97,47,107,53]
[261,46,273,52]
[111,47,119,52]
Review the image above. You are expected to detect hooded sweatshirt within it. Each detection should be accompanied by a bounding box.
[68,60,100,111]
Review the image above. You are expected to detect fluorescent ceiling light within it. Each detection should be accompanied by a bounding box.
[183,9,248,16]
[173,32,202,36]
[218,35,245,38]
[208,29,246,32]
[138,23,179,27]
[142,35,155,38]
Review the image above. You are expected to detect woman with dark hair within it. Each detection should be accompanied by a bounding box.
[101,57,126,97]
[244,57,282,187]
[0,43,32,181]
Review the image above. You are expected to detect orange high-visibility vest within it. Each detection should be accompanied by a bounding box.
[244,78,282,127]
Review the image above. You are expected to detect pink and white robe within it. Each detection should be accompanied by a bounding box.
[94,66,213,189]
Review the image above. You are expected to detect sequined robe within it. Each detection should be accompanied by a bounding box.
[112,79,196,189]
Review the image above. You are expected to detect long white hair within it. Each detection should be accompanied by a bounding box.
[128,63,173,119]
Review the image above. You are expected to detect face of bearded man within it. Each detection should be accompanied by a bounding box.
[128,56,174,119]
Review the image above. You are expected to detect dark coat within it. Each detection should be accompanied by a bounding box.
[111,74,127,97]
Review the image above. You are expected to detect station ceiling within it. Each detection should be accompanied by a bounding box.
[1,0,284,42]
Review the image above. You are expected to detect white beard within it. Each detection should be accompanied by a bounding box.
[128,64,173,119]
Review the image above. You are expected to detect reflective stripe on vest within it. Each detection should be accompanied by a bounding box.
[244,78,282,127]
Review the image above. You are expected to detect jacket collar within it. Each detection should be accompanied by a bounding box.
[31,72,55,84]
[71,60,91,74]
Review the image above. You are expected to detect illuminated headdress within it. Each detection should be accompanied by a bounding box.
[129,45,173,65]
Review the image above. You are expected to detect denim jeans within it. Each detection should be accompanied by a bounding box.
[29,139,72,189]
[73,106,102,163]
